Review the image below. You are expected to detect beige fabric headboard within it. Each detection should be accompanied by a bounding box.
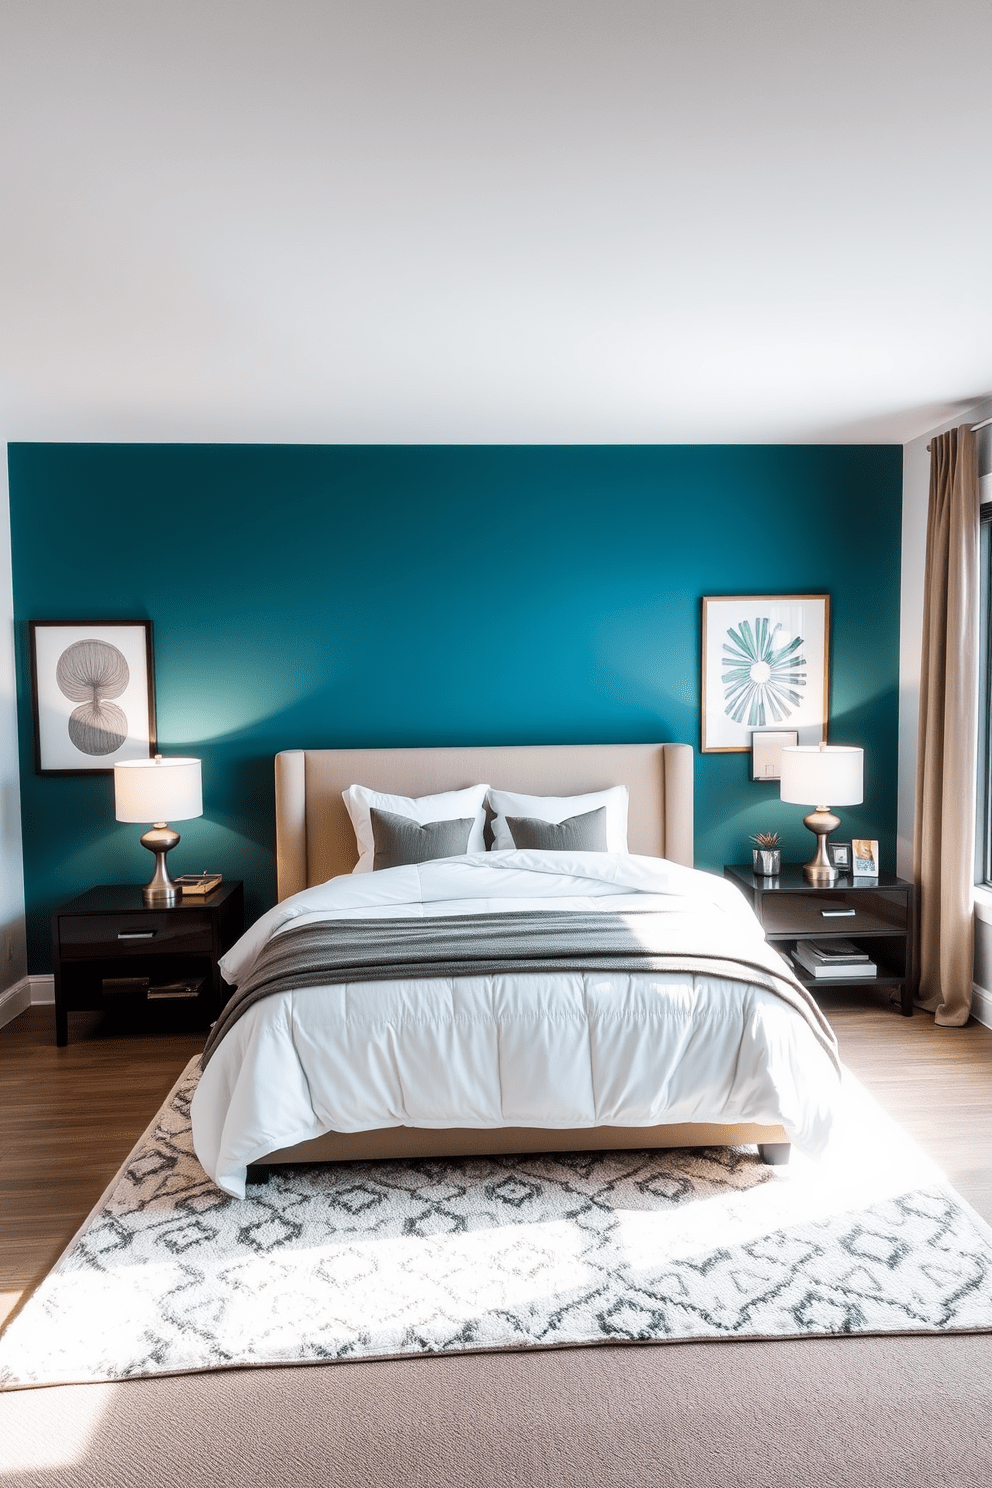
[275,743,694,901]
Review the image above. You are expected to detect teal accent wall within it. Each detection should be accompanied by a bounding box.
[8,443,902,971]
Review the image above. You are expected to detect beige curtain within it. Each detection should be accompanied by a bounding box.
[913,425,980,1025]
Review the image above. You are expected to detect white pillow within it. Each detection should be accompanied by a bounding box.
[486,785,629,852]
[343,783,489,873]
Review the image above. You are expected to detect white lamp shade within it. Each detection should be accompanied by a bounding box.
[114,757,203,824]
[779,745,863,806]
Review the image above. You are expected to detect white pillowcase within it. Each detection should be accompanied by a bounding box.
[343,783,490,874]
[486,785,629,852]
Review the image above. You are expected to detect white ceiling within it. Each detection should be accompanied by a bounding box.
[1,0,990,445]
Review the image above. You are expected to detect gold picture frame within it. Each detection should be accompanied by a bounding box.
[701,595,829,754]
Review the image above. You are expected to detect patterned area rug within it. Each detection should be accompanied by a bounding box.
[2,1058,992,1388]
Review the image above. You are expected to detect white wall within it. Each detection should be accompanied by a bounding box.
[0,450,28,1018]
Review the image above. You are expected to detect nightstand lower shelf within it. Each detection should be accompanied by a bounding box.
[723,863,916,1018]
[782,952,913,1015]
[52,882,244,1046]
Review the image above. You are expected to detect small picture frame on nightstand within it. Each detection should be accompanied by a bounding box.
[852,838,880,877]
[827,841,851,870]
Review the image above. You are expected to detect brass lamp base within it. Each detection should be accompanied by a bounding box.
[802,807,841,886]
[139,823,182,905]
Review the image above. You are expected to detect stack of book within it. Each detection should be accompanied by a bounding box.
[175,873,223,896]
[147,977,204,1001]
[791,938,877,979]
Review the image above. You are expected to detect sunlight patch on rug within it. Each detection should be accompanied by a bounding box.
[2,1059,991,1389]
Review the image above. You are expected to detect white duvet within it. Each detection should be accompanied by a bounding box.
[192,851,841,1197]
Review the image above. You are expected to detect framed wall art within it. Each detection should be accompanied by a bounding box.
[30,620,157,776]
[701,594,829,753]
[750,727,800,783]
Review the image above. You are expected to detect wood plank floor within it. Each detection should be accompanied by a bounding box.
[0,1008,204,1328]
[2,991,992,1331]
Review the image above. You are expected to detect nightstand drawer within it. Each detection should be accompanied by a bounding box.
[760,889,908,937]
[58,913,213,957]
[52,881,244,1046]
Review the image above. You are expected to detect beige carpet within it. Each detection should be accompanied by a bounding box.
[2,1332,992,1487]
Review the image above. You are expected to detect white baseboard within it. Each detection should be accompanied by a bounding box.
[972,982,992,1030]
[0,974,55,1030]
[30,974,55,1005]
[0,977,32,1030]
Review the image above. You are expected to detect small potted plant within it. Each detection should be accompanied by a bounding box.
[750,831,781,877]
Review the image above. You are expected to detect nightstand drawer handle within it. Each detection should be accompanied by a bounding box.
[821,909,856,918]
[117,930,156,940]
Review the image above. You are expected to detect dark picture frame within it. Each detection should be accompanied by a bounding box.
[827,840,852,870]
[29,620,157,776]
[750,727,800,783]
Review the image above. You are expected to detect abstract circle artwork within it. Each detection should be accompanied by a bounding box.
[721,617,807,728]
[56,638,130,755]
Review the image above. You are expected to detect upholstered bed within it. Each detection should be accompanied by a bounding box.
[191,743,842,1197]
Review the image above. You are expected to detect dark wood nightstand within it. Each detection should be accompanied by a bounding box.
[723,864,917,1016]
[52,882,244,1046]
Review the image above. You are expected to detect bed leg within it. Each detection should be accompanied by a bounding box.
[245,1164,272,1185]
[757,1142,791,1166]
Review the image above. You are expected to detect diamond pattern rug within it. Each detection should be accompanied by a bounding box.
[2,1058,992,1388]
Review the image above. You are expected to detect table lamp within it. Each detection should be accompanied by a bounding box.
[779,743,864,886]
[114,755,203,905]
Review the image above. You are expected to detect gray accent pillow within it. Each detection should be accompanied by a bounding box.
[370,808,474,870]
[505,806,609,851]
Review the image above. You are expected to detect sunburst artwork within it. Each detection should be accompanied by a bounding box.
[721,617,806,727]
[701,595,829,753]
